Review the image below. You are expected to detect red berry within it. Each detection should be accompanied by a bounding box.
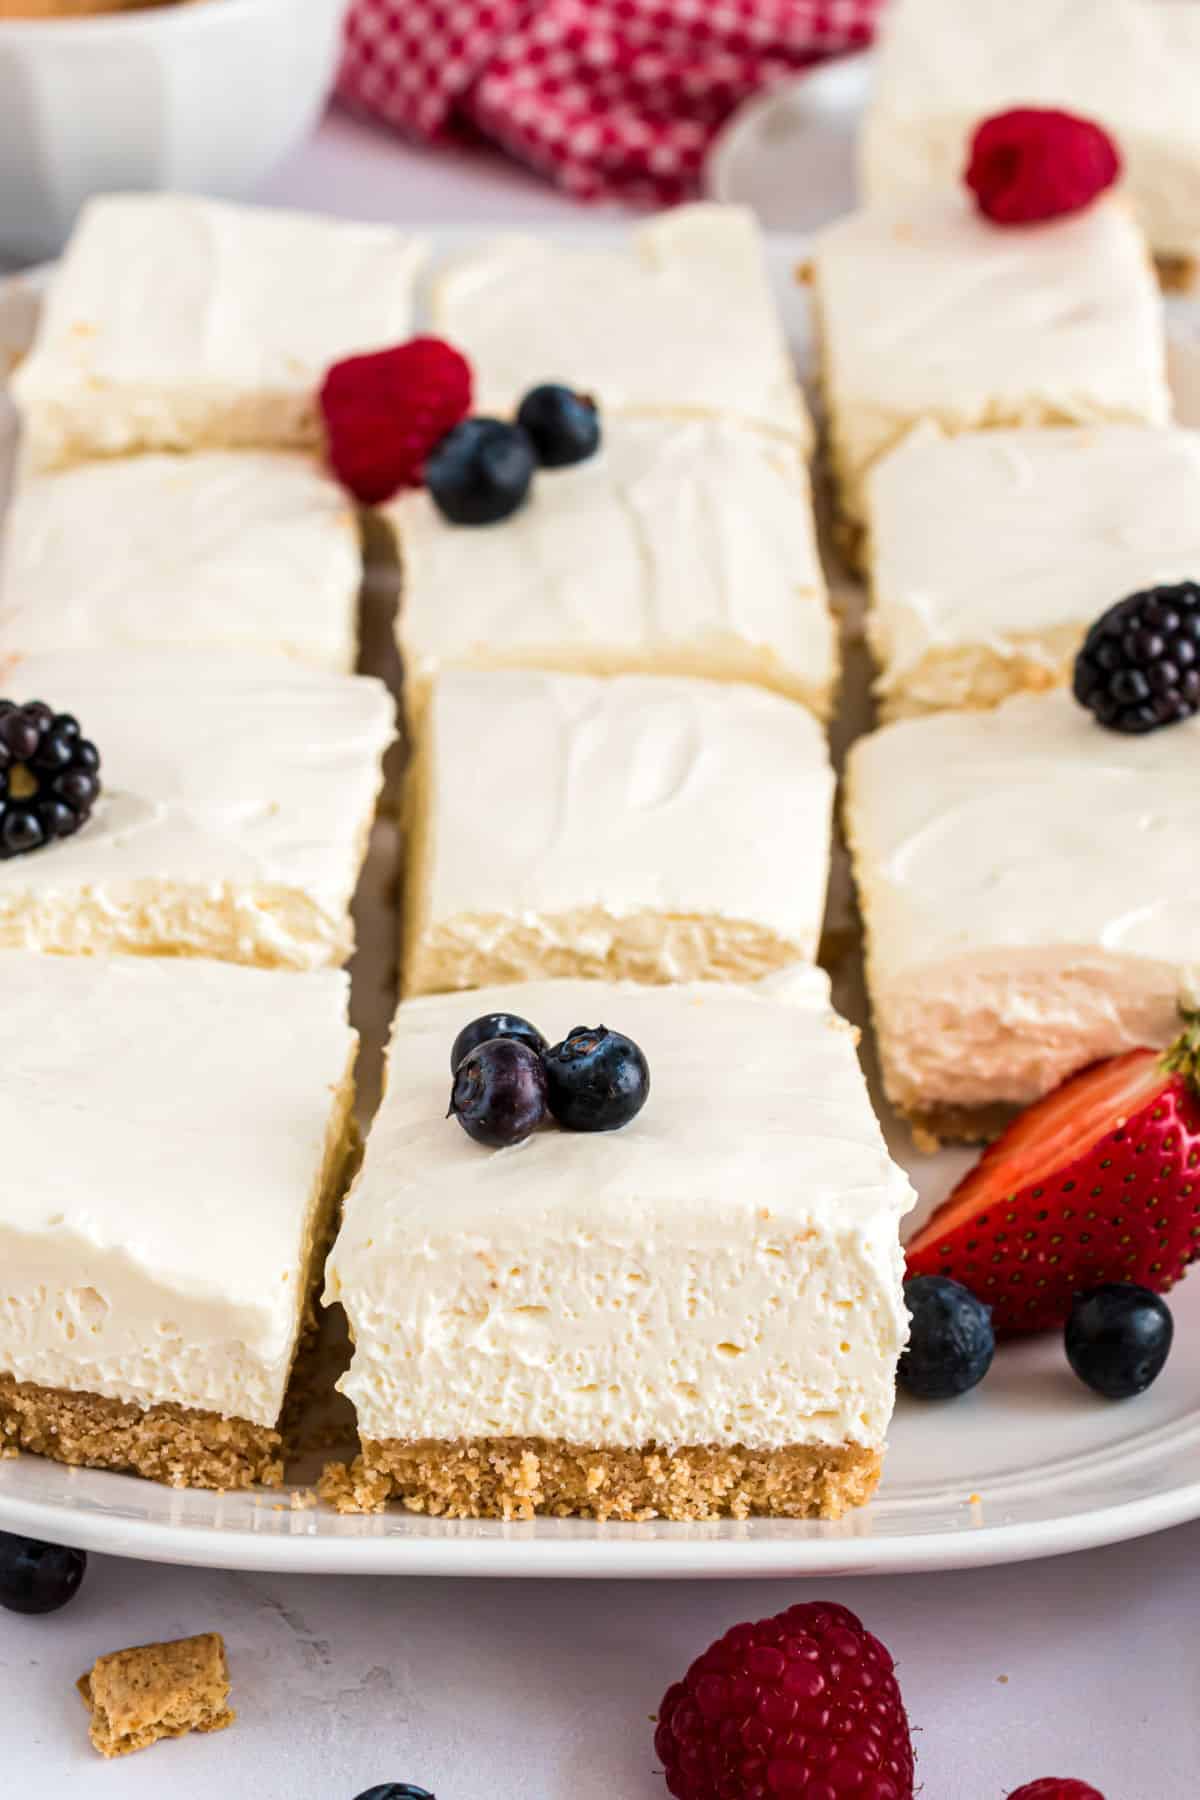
[906,1019,1200,1335]
[655,1600,914,1799]
[966,108,1121,225]
[319,336,472,505]
[1006,1782,1106,1800]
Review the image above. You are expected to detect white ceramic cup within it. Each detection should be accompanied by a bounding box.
[0,0,351,265]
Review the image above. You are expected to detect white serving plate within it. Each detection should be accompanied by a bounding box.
[2,231,1200,1579]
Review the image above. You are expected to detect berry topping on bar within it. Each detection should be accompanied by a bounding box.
[655,1600,914,1800]
[543,1025,649,1132]
[450,1011,548,1073]
[1073,582,1200,732]
[0,701,100,858]
[907,1020,1200,1334]
[448,1036,548,1148]
[319,337,472,505]
[1065,1282,1173,1399]
[966,108,1121,225]
[425,418,536,525]
[516,384,601,468]
[898,1275,995,1399]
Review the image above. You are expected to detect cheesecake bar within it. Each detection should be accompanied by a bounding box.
[11,194,427,470]
[403,669,834,995]
[0,954,357,1488]
[430,204,811,449]
[0,647,391,969]
[323,968,913,1521]
[390,414,834,716]
[866,425,1200,719]
[862,0,1200,289]
[809,191,1170,553]
[0,452,361,669]
[846,689,1200,1140]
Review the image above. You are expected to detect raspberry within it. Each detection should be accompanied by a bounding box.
[319,337,472,505]
[654,1600,914,1800]
[966,108,1121,225]
[1006,1783,1106,1800]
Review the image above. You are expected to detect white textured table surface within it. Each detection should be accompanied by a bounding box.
[6,107,1200,1800]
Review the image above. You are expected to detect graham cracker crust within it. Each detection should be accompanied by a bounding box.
[904,1099,1019,1152]
[78,1632,234,1760]
[0,1375,284,1489]
[320,1436,882,1522]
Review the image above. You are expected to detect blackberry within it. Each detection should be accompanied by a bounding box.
[0,701,100,858]
[1073,582,1200,733]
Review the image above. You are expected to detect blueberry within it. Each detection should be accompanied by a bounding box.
[1065,1282,1173,1399]
[543,1025,649,1133]
[425,418,535,525]
[449,1038,548,1148]
[898,1276,995,1400]
[0,1531,86,1614]
[516,384,601,468]
[450,1011,547,1073]
[351,1787,435,1800]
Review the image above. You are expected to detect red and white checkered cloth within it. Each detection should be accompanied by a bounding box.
[338,0,882,205]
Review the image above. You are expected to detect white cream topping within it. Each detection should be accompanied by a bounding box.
[11,194,427,465]
[0,953,355,1426]
[0,647,392,969]
[431,204,811,447]
[326,970,913,1452]
[0,451,361,669]
[391,415,834,711]
[813,191,1170,521]
[410,668,833,975]
[848,690,1200,1109]
[868,424,1200,696]
[862,0,1200,261]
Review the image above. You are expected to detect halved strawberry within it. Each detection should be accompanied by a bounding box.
[906,1022,1200,1335]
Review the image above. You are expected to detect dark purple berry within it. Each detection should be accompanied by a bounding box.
[1074,582,1200,732]
[0,1532,86,1614]
[448,1038,548,1148]
[0,699,102,858]
[898,1276,995,1400]
[516,384,601,468]
[1065,1283,1173,1398]
[351,1787,435,1800]
[425,418,535,525]
[450,1011,547,1073]
[543,1025,649,1132]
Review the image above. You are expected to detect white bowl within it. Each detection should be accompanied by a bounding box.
[0,0,351,264]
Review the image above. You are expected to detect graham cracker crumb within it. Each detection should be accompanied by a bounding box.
[78,1633,234,1759]
[321,1437,882,1522]
[289,1486,319,1511]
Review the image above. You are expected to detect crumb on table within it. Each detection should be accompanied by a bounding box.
[77,1631,234,1759]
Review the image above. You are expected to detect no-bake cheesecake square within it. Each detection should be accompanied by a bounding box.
[390,414,835,716]
[861,0,1200,290]
[866,425,1200,720]
[403,669,835,995]
[430,203,811,449]
[846,689,1200,1140]
[0,647,392,969]
[0,954,357,1489]
[809,191,1170,554]
[11,194,427,470]
[0,452,362,669]
[323,968,913,1521]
